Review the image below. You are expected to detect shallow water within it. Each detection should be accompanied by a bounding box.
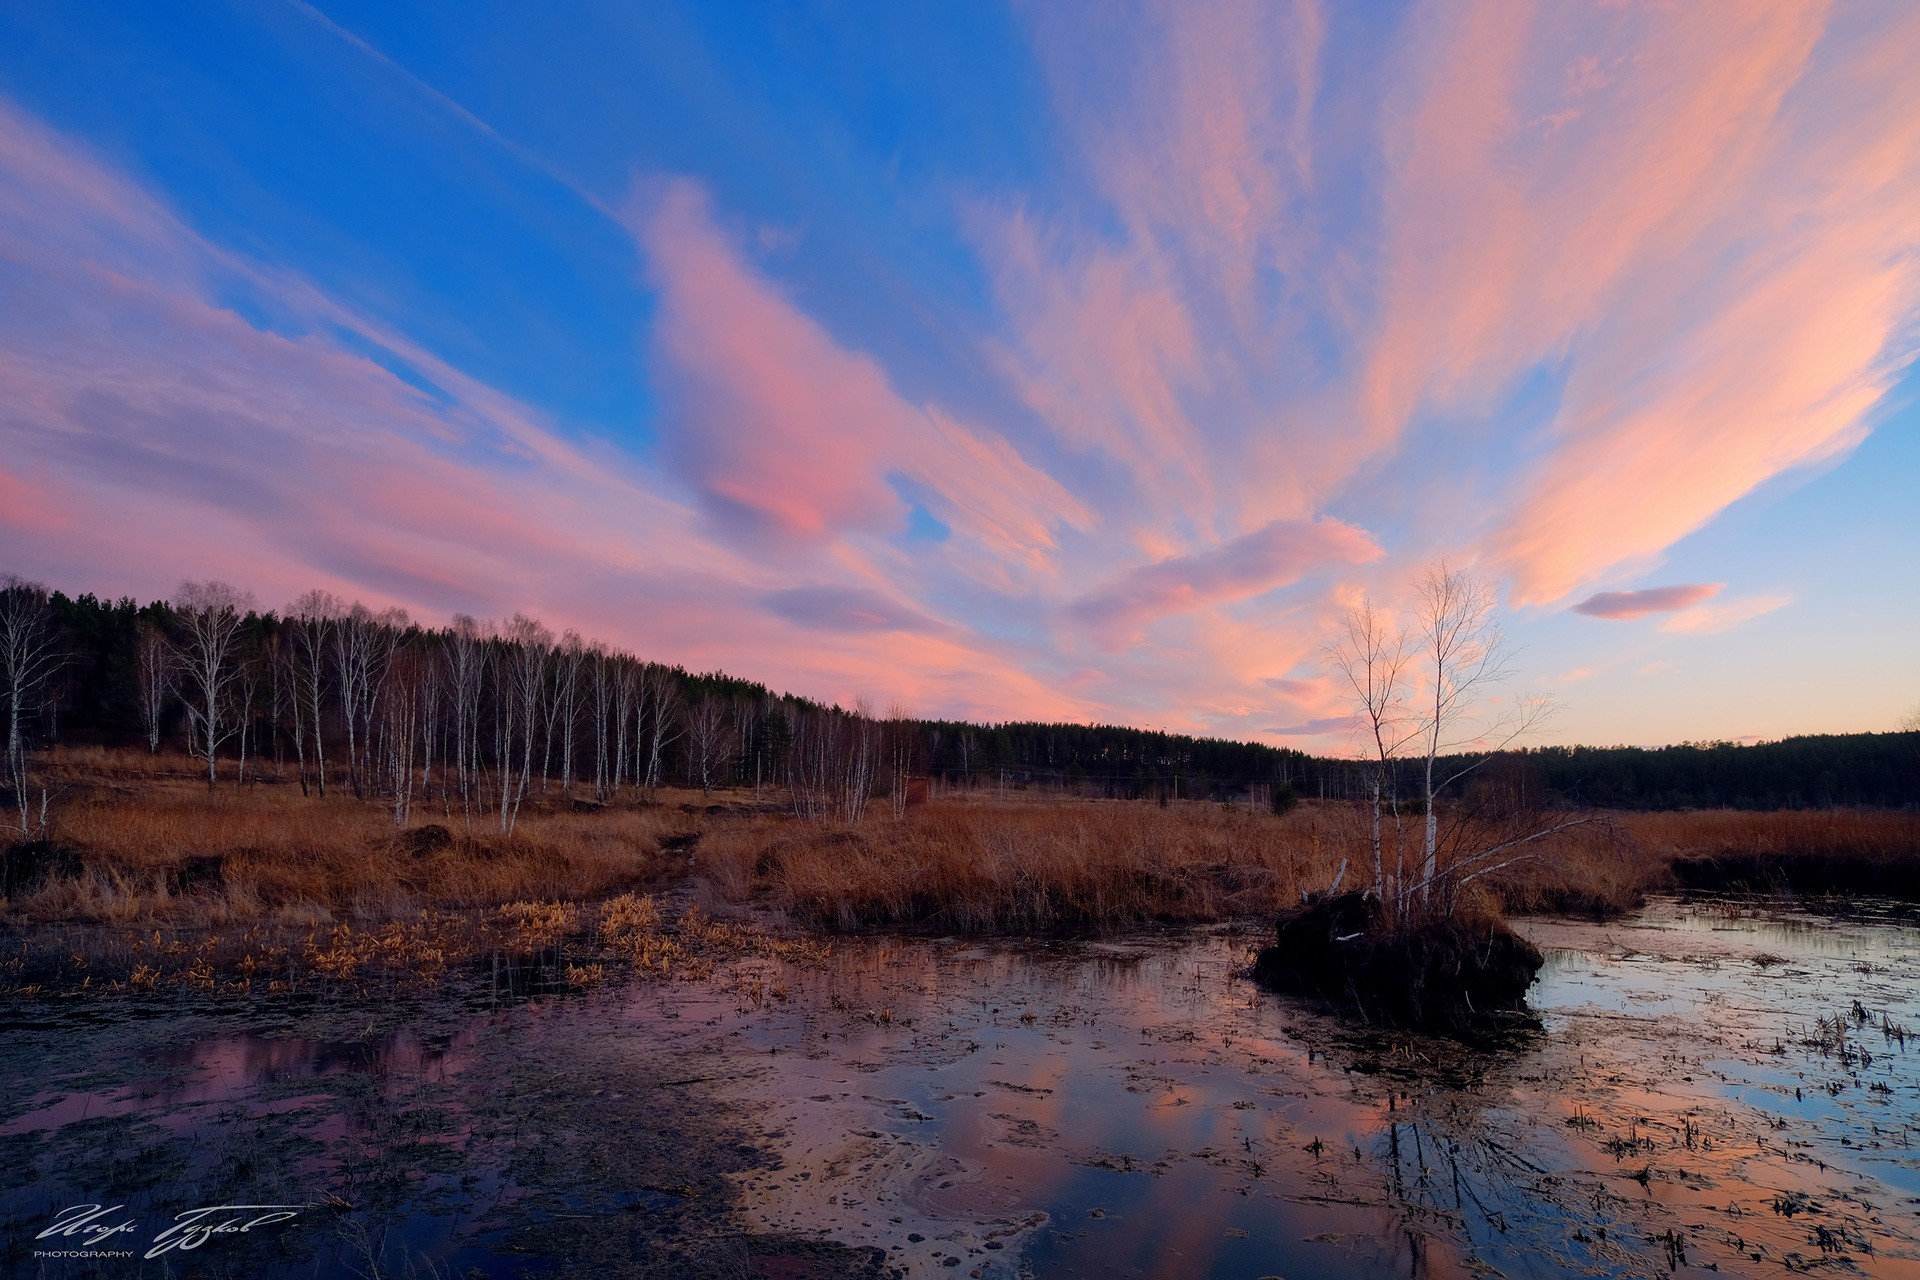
[4,897,1919,1278]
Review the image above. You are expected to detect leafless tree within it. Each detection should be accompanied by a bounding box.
[332,602,406,798]
[786,704,835,820]
[234,648,262,785]
[1,575,65,835]
[274,634,311,795]
[414,641,440,806]
[586,643,614,800]
[1400,564,1573,911]
[840,704,882,822]
[640,664,682,793]
[286,590,341,797]
[685,697,735,793]
[1319,564,1580,919]
[885,703,915,819]
[134,619,172,755]
[381,642,431,826]
[129,614,174,756]
[441,614,490,819]
[611,656,639,799]
[546,631,585,793]
[735,698,764,794]
[172,580,254,789]
[1327,597,1417,904]
[499,614,553,834]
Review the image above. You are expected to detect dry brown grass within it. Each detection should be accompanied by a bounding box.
[1489,808,1920,915]
[7,758,688,927]
[1614,808,1920,860]
[8,749,1918,953]
[693,797,1350,932]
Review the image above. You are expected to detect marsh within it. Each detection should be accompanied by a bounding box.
[6,894,1918,1278]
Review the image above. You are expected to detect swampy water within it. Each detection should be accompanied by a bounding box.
[5,897,1920,1279]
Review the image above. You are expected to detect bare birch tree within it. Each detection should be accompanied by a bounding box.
[274,634,311,794]
[286,590,340,797]
[1,575,65,835]
[1403,564,1567,909]
[640,664,682,793]
[499,614,552,834]
[332,603,406,798]
[134,620,172,755]
[441,614,490,820]
[381,643,429,826]
[685,697,734,793]
[546,631,585,793]
[586,643,613,801]
[611,656,639,800]
[1326,597,1416,904]
[172,580,253,789]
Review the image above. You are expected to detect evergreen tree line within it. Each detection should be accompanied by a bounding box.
[2,574,1915,839]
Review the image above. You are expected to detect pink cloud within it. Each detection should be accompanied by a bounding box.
[1573,583,1722,620]
[1659,594,1791,636]
[633,179,1090,559]
[1352,1,1920,603]
[0,103,1098,726]
[1270,715,1363,738]
[1070,516,1380,639]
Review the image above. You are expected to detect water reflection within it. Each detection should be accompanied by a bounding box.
[3,901,1919,1277]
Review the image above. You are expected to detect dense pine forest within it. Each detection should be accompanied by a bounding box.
[3,578,1916,826]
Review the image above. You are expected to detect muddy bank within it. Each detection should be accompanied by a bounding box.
[1674,850,1920,902]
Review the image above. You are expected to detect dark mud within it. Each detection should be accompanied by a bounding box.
[5,898,1920,1277]
[1674,852,1920,903]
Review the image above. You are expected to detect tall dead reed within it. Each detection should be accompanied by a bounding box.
[694,798,1349,932]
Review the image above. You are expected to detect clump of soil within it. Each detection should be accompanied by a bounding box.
[1251,893,1543,1036]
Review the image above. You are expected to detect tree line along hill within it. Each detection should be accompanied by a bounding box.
[16,586,1920,812]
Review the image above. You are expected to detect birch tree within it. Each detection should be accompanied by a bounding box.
[640,664,682,793]
[275,634,310,795]
[611,656,639,800]
[134,619,172,755]
[332,603,406,798]
[1404,564,1563,909]
[1326,597,1415,904]
[1,575,65,835]
[685,697,734,793]
[586,643,613,801]
[442,614,490,818]
[172,580,253,789]
[499,614,552,833]
[286,591,340,797]
[546,631,585,793]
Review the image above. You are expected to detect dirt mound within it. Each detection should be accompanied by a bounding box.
[396,823,455,858]
[1251,892,1543,1037]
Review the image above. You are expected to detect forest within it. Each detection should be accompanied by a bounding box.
[3,576,1916,843]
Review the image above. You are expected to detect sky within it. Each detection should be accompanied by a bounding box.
[0,0,1916,751]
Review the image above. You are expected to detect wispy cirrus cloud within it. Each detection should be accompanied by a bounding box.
[1660,594,1793,637]
[633,178,1090,561]
[1069,517,1380,643]
[1574,584,1723,620]
[2,0,1916,748]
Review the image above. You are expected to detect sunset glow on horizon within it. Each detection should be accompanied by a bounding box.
[2,1,1917,749]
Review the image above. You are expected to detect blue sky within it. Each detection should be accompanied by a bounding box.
[1,0,1916,747]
